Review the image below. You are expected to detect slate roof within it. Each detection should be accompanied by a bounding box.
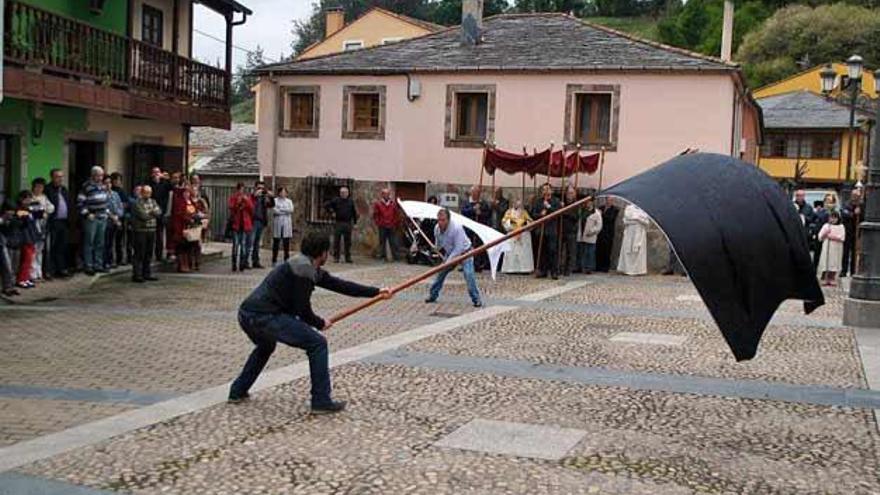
[190,124,258,176]
[257,13,736,75]
[757,91,873,129]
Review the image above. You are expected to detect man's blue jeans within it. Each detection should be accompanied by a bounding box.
[429,257,482,305]
[251,220,265,265]
[230,309,332,405]
[83,216,107,271]
[232,230,251,265]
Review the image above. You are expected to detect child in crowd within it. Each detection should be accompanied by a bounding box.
[818,210,845,287]
[15,191,39,289]
[30,178,54,281]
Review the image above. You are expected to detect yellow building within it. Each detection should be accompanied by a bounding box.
[297,7,442,60]
[754,63,878,100]
[755,64,876,184]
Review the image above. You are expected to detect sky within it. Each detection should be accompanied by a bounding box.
[192,0,313,70]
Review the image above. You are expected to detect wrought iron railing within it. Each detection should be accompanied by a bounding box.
[4,1,229,108]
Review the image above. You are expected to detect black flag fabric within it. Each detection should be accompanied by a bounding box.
[602,152,824,361]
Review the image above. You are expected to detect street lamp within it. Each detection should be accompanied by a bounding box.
[843,67,880,328]
[820,56,864,184]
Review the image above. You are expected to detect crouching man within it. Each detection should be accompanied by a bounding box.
[229,231,392,413]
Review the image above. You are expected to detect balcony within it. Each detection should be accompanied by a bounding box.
[3,1,231,127]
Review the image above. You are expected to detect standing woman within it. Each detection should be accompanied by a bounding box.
[228,183,254,272]
[501,199,533,274]
[271,187,294,265]
[30,178,54,282]
[817,211,845,287]
[169,184,196,272]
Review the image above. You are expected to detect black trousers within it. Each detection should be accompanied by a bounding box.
[842,236,856,276]
[272,237,291,263]
[562,233,577,274]
[377,226,399,260]
[115,219,128,264]
[537,233,558,276]
[154,217,166,260]
[48,219,69,276]
[132,231,155,280]
[333,222,352,261]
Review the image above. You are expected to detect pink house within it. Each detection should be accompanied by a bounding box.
[253,6,762,250]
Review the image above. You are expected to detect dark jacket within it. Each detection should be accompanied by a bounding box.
[239,254,380,329]
[252,191,275,224]
[561,198,580,236]
[45,183,71,221]
[324,196,358,224]
[462,198,491,226]
[148,178,173,214]
[531,195,561,235]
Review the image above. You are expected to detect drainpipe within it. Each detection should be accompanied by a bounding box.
[269,71,279,192]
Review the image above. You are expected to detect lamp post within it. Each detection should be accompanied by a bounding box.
[820,56,864,184]
[842,67,880,328]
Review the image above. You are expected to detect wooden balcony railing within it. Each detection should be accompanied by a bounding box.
[4,0,229,109]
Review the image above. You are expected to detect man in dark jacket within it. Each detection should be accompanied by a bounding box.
[147,167,172,261]
[229,231,391,413]
[841,189,862,277]
[324,186,358,263]
[45,168,72,278]
[531,183,561,279]
[250,180,275,269]
[462,186,491,272]
[560,186,580,276]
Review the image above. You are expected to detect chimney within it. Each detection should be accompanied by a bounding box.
[325,7,345,39]
[461,0,484,46]
[720,0,734,61]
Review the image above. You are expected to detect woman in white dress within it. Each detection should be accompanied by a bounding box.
[501,200,534,274]
[271,187,294,265]
[817,210,845,287]
[617,204,650,276]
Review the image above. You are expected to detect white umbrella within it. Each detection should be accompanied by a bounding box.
[398,200,512,279]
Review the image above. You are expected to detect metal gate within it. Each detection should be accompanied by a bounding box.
[201,184,237,241]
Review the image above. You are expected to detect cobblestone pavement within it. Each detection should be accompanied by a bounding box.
[1,257,877,494]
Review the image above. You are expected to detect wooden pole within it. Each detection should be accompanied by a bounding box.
[535,142,554,276]
[479,142,487,192]
[329,194,594,324]
[597,146,607,192]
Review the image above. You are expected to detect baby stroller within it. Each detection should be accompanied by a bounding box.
[405,218,442,266]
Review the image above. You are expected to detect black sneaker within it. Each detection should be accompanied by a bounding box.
[144,276,159,282]
[473,301,484,308]
[311,400,347,415]
[132,277,144,283]
[253,263,264,269]
[424,297,437,304]
[84,269,95,276]
[228,392,250,404]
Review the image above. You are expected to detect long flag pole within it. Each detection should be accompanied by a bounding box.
[329,194,594,324]
[534,142,554,276]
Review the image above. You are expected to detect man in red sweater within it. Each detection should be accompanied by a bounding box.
[372,188,399,261]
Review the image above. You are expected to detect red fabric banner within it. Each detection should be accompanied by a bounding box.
[483,147,599,178]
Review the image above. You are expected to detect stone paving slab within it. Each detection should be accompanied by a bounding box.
[403,308,866,388]
[18,363,880,494]
[0,398,135,448]
[435,418,588,460]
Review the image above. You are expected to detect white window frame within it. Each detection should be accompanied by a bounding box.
[381,37,403,45]
[343,40,364,51]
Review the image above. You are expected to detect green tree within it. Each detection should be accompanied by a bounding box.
[737,3,880,87]
[231,45,265,106]
[512,0,587,15]
[657,0,770,58]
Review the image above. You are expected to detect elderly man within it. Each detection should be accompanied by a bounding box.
[424,208,483,307]
[77,166,110,275]
[45,168,72,278]
[531,183,561,279]
[131,185,162,283]
[147,167,172,261]
[372,188,399,261]
[324,186,358,263]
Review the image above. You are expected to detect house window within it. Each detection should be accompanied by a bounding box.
[381,37,403,45]
[352,94,380,131]
[280,86,320,138]
[444,84,496,148]
[565,84,620,151]
[574,93,612,145]
[305,176,354,224]
[343,40,364,51]
[342,86,386,140]
[141,4,164,48]
[813,135,840,159]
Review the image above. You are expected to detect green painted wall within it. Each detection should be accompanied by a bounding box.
[0,98,87,190]
[20,0,128,35]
